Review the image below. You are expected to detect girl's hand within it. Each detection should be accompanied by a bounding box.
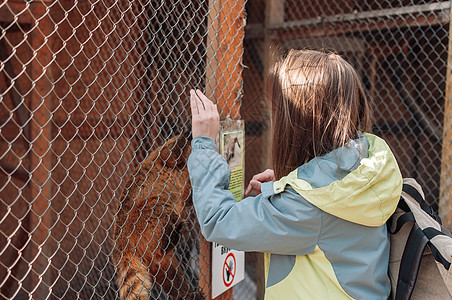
[190,89,220,140]
[245,169,275,196]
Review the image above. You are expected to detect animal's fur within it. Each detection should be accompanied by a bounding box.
[113,134,204,300]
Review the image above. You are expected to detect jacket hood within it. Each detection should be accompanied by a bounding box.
[272,133,402,227]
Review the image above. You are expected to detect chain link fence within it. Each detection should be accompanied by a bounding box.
[242,2,452,294]
[0,0,246,298]
[243,0,450,215]
[2,0,452,299]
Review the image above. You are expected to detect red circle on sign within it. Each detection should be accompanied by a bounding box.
[223,253,236,287]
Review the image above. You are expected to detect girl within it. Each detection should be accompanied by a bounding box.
[188,49,402,299]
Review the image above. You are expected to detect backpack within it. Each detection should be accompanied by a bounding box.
[387,178,452,299]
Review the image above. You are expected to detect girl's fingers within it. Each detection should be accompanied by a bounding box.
[190,89,199,115]
[190,88,220,139]
[193,89,219,120]
[196,89,219,110]
[245,180,262,196]
[196,90,218,118]
[193,89,217,110]
[244,169,276,196]
[195,89,207,110]
[211,102,218,118]
[252,169,275,183]
[245,184,253,196]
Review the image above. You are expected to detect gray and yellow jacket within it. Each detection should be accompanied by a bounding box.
[187,133,402,299]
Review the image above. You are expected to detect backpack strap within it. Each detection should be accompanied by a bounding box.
[423,227,451,270]
[402,183,442,224]
[395,224,429,300]
[388,211,414,235]
[393,181,450,299]
[402,183,425,207]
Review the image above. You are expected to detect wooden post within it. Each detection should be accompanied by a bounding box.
[439,9,452,229]
[27,3,54,298]
[202,0,246,298]
[205,0,245,120]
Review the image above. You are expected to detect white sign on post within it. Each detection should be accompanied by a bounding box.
[211,243,245,298]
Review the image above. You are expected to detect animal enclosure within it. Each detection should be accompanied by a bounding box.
[243,0,452,225]
[0,0,244,298]
[1,0,452,299]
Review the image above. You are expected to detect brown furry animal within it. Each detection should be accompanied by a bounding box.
[113,134,205,300]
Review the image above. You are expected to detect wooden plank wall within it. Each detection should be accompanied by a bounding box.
[0,0,247,298]
[0,0,146,297]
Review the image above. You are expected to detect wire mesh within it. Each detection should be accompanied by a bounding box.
[243,0,450,216]
[0,0,245,298]
[2,0,452,299]
[242,2,452,293]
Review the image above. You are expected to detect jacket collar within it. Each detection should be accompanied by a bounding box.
[271,133,402,227]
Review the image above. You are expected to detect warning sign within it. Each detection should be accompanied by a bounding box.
[212,243,244,298]
[223,253,236,287]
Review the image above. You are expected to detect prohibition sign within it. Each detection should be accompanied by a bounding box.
[223,253,236,287]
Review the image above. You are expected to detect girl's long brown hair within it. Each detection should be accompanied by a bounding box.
[268,49,372,179]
